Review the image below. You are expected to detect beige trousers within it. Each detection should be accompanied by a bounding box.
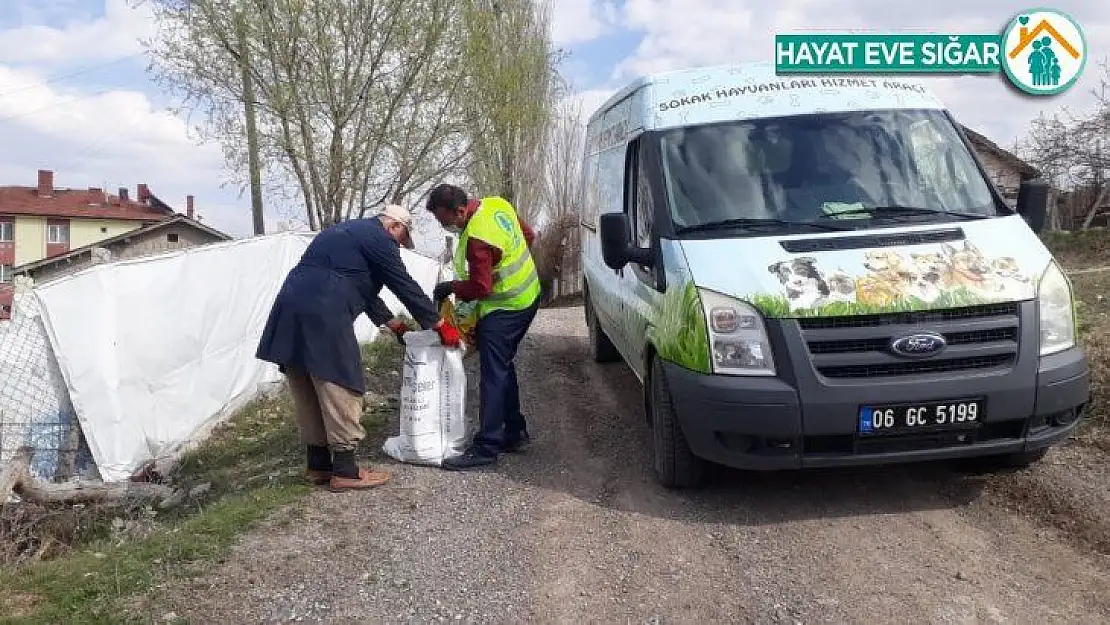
[284,368,365,452]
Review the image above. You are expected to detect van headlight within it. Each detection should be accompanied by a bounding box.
[699,288,776,376]
[1037,261,1077,356]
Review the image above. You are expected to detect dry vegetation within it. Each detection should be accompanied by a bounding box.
[1043,229,1110,446]
[1016,61,1110,231]
[0,339,404,623]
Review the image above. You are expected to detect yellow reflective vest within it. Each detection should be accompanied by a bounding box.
[452,196,541,320]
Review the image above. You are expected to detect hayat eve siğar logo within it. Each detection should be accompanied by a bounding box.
[1001,8,1087,95]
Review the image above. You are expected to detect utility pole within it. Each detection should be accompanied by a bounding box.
[235,8,265,236]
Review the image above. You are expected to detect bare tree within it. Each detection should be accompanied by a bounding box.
[1016,113,1074,230]
[457,0,560,224]
[528,82,587,300]
[542,83,587,223]
[138,0,470,230]
[1016,59,1110,231]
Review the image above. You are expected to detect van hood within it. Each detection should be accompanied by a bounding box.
[678,215,1052,318]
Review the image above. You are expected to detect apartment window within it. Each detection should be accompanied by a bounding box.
[0,219,12,242]
[0,264,12,283]
[47,222,70,245]
[167,233,179,243]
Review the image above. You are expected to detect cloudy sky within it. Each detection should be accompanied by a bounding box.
[0,0,1105,241]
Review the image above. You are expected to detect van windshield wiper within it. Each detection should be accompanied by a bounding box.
[676,217,852,234]
[818,205,990,221]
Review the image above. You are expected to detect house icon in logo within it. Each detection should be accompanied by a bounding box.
[1001,9,1087,96]
[1008,17,1080,61]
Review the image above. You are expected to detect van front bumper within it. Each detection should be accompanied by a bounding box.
[661,346,1089,470]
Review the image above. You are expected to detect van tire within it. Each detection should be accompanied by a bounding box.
[649,357,705,488]
[586,294,620,363]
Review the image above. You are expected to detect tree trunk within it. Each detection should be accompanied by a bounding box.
[1,447,178,507]
[1081,185,1109,229]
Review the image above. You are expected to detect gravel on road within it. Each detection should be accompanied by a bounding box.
[158,305,1110,624]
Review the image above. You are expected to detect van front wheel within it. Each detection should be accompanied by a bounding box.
[649,357,705,488]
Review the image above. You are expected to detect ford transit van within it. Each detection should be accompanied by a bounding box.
[579,61,1090,488]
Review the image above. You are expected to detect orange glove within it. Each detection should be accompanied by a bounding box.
[385,319,408,343]
[434,319,461,348]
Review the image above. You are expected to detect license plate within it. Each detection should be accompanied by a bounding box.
[858,398,984,435]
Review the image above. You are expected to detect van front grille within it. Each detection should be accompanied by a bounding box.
[798,303,1021,380]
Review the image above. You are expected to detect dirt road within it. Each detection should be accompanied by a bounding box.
[161,305,1110,624]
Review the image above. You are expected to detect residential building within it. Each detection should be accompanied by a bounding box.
[15,212,232,285]
[0,169,228,319]
[961,125,1040,202]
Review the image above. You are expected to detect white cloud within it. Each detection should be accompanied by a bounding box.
[0,0,153,64]
[0,2,279,239]
[549,0,619,46]
[0,59,254,237]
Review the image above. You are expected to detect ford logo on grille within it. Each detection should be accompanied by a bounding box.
[889,332,947,358]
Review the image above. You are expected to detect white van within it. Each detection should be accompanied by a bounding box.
[579,61,1090,488]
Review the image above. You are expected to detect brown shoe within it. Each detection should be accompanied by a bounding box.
[328,468,391,492]
[305,469,332,485]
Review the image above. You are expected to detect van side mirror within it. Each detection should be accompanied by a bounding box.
[599,212,652,270]
[1016,178,1049,234]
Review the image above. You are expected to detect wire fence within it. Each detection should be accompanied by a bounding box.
[0,288,96,483]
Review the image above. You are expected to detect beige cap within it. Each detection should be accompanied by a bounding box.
[378,204,414,249]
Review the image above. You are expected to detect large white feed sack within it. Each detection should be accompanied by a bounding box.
[382,330,467,466]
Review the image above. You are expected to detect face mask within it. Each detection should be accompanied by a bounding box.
[444,224,461,234]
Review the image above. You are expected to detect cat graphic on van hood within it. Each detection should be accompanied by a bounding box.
[678,215,1050,318]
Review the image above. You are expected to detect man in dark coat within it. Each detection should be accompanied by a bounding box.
[256,205,461,492]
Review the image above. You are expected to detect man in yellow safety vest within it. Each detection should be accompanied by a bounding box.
[426,183,541,470]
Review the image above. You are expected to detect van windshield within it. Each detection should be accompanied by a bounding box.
[658,109,1001,233]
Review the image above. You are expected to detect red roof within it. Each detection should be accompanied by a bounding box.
[0,186,171,222]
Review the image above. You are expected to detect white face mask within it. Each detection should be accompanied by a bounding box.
[444,223,462,234]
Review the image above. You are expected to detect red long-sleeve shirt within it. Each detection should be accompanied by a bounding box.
[451,199,536,301]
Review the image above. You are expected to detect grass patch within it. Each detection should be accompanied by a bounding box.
[749,287,1004,318]
[1071,269,1110,445]
[1042,228,1110,272]
[1042,227,1110,447]
[0,337,405,624]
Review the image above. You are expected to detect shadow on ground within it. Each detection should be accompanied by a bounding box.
[488,324,990,528]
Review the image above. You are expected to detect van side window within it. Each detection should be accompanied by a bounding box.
[600,146,626,220]
[634,141,654,250]
[581,152,600,226]
[623,138,654,251]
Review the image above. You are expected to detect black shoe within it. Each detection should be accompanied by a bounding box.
[502,431,531,453]
[442,448,497,471]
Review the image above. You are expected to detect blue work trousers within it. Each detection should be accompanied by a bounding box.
[472,302,539,455]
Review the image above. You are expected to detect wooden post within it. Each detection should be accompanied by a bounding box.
[236,9,266,236]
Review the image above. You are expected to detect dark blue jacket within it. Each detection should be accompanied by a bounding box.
[256,217,440,393]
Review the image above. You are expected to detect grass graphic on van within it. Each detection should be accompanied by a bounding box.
[650,280,711,373]
[747,286,998,318]
[750,243,1037,318]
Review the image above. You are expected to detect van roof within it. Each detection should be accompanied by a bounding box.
[586,61,948,131]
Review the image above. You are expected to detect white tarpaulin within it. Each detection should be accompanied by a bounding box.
[31,231,441,482]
